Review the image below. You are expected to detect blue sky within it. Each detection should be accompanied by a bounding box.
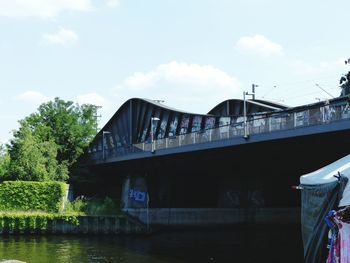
[0,0,349,143]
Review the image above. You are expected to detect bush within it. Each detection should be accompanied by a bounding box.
[0,212,79,231]
[0,181,67,213]
[65,198,87,214]
[65,196,120,215]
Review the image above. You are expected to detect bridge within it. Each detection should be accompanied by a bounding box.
[77,96,350,226]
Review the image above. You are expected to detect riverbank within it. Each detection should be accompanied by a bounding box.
[0,212,147,235]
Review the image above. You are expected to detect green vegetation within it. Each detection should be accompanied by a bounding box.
[0,98,123,234]
[0,212,80,231]
[0,181,67,213]
[0,181,121,233]
[340,71,350,97]
[0,180,121,216]
[0,97,98,182]
[0,181,80,232]
[65,196,121,216]
[0,144,10,179]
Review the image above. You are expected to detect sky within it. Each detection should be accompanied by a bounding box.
[0,0,349,144]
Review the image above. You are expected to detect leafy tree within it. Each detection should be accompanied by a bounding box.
[8,125,68,181]
[22,98,98,166]
[6,97,98,182]
[340,71,350,97]
[0,144,10,180]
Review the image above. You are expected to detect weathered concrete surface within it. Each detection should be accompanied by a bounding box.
[124,207,300,226]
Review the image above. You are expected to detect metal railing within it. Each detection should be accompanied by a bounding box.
[89,98,350,161]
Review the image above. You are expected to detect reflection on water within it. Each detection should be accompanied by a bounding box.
[0,224,304,263]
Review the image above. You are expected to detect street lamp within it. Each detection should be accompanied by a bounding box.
[151,117,160,153]
[251,84,258,99]
[102,131,111,160]
[243,85,256,139]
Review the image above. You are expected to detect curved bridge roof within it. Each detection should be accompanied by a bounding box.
[87,98,287,155]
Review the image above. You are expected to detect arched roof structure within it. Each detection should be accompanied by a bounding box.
[87,98,287,154]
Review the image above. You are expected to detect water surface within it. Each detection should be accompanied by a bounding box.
[0,224,304,263]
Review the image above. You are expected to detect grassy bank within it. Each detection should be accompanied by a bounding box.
[0,181,130,234]
[0,196,123,232]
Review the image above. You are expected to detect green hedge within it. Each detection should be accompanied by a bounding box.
[0,181,67,213]
[0,212,79,232]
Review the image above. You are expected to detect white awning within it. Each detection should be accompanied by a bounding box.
[300,154,350,207]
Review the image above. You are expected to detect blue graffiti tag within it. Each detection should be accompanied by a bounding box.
[129,189,146,202]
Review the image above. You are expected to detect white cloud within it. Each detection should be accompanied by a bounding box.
[0,0,92,18]
[76,93,106,106]
[75,93,115,129]
[114,61,241,114]
[236,34,283,57]
[124,71,158,90]
[42,27,78,45]
[16,91,49,105]
[106,0,119,8]
[290,58,345,76]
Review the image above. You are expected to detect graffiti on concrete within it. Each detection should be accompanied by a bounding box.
[129,189,147,202]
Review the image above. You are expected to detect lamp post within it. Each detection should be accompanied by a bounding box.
[102,131,111,160]
[243,85,256,138]
[151,117,160,152]
[251,84,258,99]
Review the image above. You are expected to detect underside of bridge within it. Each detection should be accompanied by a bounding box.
[73,127,350,225]
[73,96,350,225]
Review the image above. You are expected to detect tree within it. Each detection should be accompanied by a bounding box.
[8,125,68,181]
[23,98,98,165]
[0,144,10,180]
[340,71,350,97]
[7,97,98,182]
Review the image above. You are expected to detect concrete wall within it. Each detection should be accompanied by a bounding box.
[121,176,149,209]
[124,207,300,226]
[0,216,146,235]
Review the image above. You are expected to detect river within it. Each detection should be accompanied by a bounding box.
[0,224,304,263]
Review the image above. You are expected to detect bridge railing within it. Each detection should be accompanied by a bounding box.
[89,98,350,161]
[133,98,350,152]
